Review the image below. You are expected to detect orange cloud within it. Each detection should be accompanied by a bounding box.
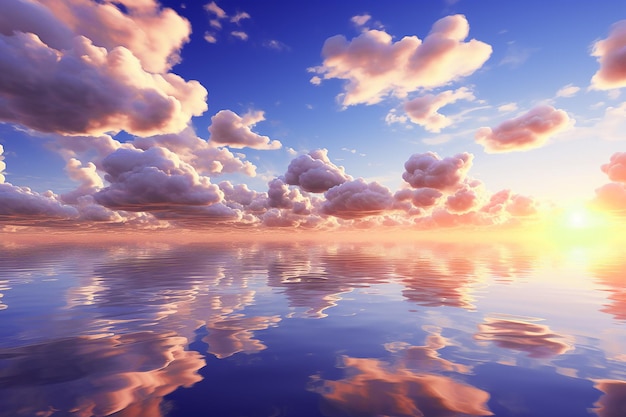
[475,105,571,153]
[310,14,492,106]
[591,20,626,90]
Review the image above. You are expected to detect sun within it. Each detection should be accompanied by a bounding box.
[566,207,592,229]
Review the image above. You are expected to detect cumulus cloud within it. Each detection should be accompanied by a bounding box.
[0,33,207,136]
[591,20,626,90]
[0,0,207,136]
[0,184,79,222]
[61,158,104,204]
[208,110,281,150]
[310,14,492,106]
[322,179,394,219]
[402,152,473,190]
[94,146,223,212]
[475,105,572,153]
[403,87,475,132]
[601,152,626,182]
[446,182,483,213]
[593,182,626,212]
[395,187,443,208]
[284,149,351,193]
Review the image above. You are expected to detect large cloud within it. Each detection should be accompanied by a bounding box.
[284,149,351,193]
[0,144,5,183]
[208,110,281,150]
[322,179,394,219]
[94,146,223,211]
[475,105,571,153]
[601,152,626,182]
[402,152,473,190]
[0,0,206,136]
[403,87,475,132]
[591,20,626,90]
[0,183,79,222]
[310,14,492,106]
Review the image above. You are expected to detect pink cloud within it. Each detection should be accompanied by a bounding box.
[591,20,626,90]
[0,144,5,183]
[446,184,481,213]
[402,152,473,190]
[475,105,571,153]
[395,187,443,208]
[322,179,394,219]
[0,32,207,136]
[310,14,492,106]
[94,147,223,211]
[284,149,351,193]
[61,158,104,204]
[208,110,281,150]
[0,183,79,222]
[593,182,626,212]
[601,152,626,183]
[403,87,475,132]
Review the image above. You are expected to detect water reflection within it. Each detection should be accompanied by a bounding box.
[0,240,624,416]
[313,328,492,417]
[0,332,203,417]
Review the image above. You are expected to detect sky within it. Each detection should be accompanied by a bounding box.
[2,0,626,235]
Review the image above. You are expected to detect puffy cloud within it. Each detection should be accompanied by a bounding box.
[446,183,482,213]
[601,152,626,182]
[208,110,281,150]
[350,14,371,27]
[475,105,572,153]
[591,20,626,90]
[403,87,475,132]
[475,317,571,358]
[0,183,79,222]
[322,179,394,219]
[133,128,257,177]
[94,146,223,212]
[231,31,248,41]
[61,158,104,204]
[395,187,443,208]
[310,14,492,106]
[593,182,626,212]
[402,152,473,190]
[0,33,207,136]
[284,149,351,193]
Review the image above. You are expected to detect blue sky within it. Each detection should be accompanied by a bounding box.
[1,0,626,232]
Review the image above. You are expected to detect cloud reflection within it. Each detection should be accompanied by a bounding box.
[313,328,492,417]
[0,332,204,417]
[475,316,571,358]
[593,379,626,417]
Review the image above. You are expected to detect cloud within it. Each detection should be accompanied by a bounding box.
[322,179,394,219]
[593,182,626,212]
[0,32,207,136]
[446,183,482,213]
[61,158,104,204]
[395,187,443,208]
[591,20,626,89]
[556,83,581,98]
[31,0,192,73]
[310,14,492,106]
[350,14,371,27]
[403,87,475,132]
[601,152,626,182]
[204,32,217,43]
[0,183,79,222]
[94,146,223,212]
[284,149,351,193]
[204,1,227,19]
[475,316,571,358]
[208,110,281,150]
[231,30,248,41]
[475,105,572,153]
[402,152,473,190]
[230,12,251,24]
[498,102,518,113]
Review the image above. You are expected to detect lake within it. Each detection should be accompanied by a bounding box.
[0,238,624,417]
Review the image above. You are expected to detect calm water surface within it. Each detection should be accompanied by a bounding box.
[0,240,624,417]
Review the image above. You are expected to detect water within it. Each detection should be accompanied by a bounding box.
[0,239,624,417]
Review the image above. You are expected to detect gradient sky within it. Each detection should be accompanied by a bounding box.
[2,0,626,233]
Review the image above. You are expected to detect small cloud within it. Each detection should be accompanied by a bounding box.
[310,76,322,86]
[231,31,248,41]
[210,19,222,29]
[403,87,475,132]
[204,1,227,19]
[231,12,251,24]
[498,102,518,113]
[556,84,581,98]
[341,147,357,154]
[263,39,289,51]
[385,109,408,125]
[476,105,572,153]
[351,14,371,27]
[306,104,314,110]
[204,32,217,44]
